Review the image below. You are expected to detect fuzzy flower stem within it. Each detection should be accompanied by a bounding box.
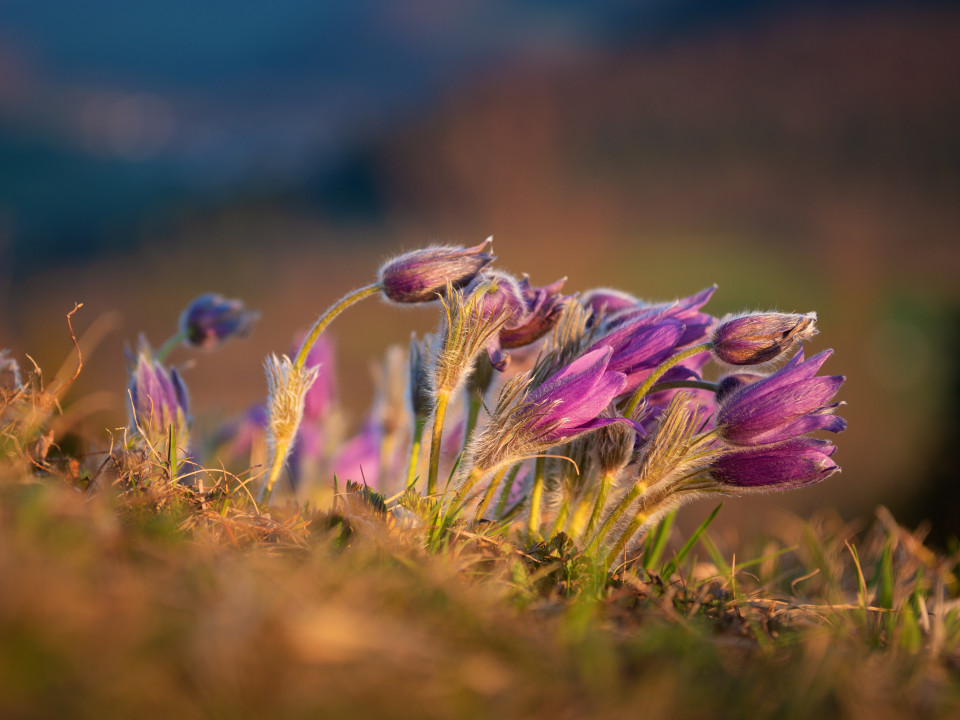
[404,416,427,490]
[585,482,645,556]
[550,499,570,537]
[464,391,484,446]
[474,466,509,522]
[606,508,650,568]
[527,456,546,538]
[260,439,290,504]
[293,283,382,374]
[427,390,451,495]
[648,379,720,394]
[584,471,615,541]
[622,342,713,417]
[494,464,522,517]
[155,331,188,363]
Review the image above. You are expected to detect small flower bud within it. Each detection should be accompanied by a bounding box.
[593,419,638,476]
[712,311,817,366]
[179,293,259,350]
[128,344,191,449]
[0,350,22,394]
[378,238,495,303]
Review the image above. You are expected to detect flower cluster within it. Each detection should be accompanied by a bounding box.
[122,240,845,566]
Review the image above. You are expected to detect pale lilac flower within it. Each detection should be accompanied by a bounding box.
[179,293,259,350]
[710,438,838,488]
[379,238,495,303]
[128,348,190,445]
[717,349,846,446]
[713,312,817,366]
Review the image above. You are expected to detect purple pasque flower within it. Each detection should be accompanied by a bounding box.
[710,438,838,489]
[179,293,259,350]
[585,316,687,395]
[712,311,817,366]
[606,285,718,348]
[715,372,765,403]
[499,275,568,350]
[128,348,190,445]
[522,346,629,445]
[465,270,526,371]
[716,349,846,446]
[378,238,495,303]
[580,288,639,319]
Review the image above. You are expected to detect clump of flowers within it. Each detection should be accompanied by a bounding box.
[113,241,845,569]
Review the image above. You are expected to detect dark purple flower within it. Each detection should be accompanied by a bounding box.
[378,238,495,303]
[179,293,259,350]
[586,317,687,394]
[524,346,629,445]
[710,438,838,488]
[128,350,190,442]
[713,312,817,366]
[499,275,568,350]
[717,349,846,446]
[606,285,717,348]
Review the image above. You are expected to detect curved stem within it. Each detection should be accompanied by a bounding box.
[527,456,546,539]
[293,283,381,373]
[404,417,427,490]
[648,379,720,394]
[155,331,187,362]
[427,391,450,495]
[623,342,713,418]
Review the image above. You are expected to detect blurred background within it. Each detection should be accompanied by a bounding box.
[2,1,958,541]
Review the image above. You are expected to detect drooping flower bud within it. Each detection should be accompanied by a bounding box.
[712,311,817,366]
[378,238,495,304]
[179,293,259,350]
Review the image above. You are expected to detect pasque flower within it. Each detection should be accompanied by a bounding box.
[128,347,191,447]
[710,438,838,489]
[179,293,259,350]
[379,238,495,303]
[586,317,686,394]
[470,346,629,473]
[716,349,846,446]
[712,311,817,366]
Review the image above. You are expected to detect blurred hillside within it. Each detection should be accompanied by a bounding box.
[2,2,959,537]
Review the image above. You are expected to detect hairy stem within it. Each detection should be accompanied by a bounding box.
[427,391,451,495]
[474,466,508,523]
[527,456,546,538]
[584,471,614,541]
[404,417,427,490]
[623,342,713,417]
[155,331,187,363]
[293,283,381,374]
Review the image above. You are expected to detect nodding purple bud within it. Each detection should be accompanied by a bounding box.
[0,350,22,393]
[499,275,568,350]
[715,373,765,404]
[378,238,496,303]
[710,438,838,489]
[712,312,817,366]
[466,270,525,371]
[409,334,433,420]
[179,293,259,350]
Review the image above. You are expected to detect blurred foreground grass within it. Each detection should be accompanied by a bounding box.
[2,396,959,718]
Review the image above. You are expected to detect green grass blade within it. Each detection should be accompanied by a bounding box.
[661,503,722,578]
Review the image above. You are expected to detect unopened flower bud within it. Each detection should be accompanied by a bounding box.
[593,418,638,476]
[179,293,259,350]
[712,312,817,366]
[128,344,191,449]
[0,350,22,394]
[378,238,495,304]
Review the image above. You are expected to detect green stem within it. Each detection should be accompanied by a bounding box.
[606,509,649,568]
[293,283,381,374]
[584,471,614,541]
[585,482,644,555]
[549,499,570,537]
[404,417,427,490]
[427,391,450,496]
[155,331,187,363]
[494,464,522,517]
[527,456,546,539]
[623,342,713,418]
[454,466,485,508]
[648,379,720,394]
[474,466,508,523]
[259,439,289,504]
[464,391,484,446]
